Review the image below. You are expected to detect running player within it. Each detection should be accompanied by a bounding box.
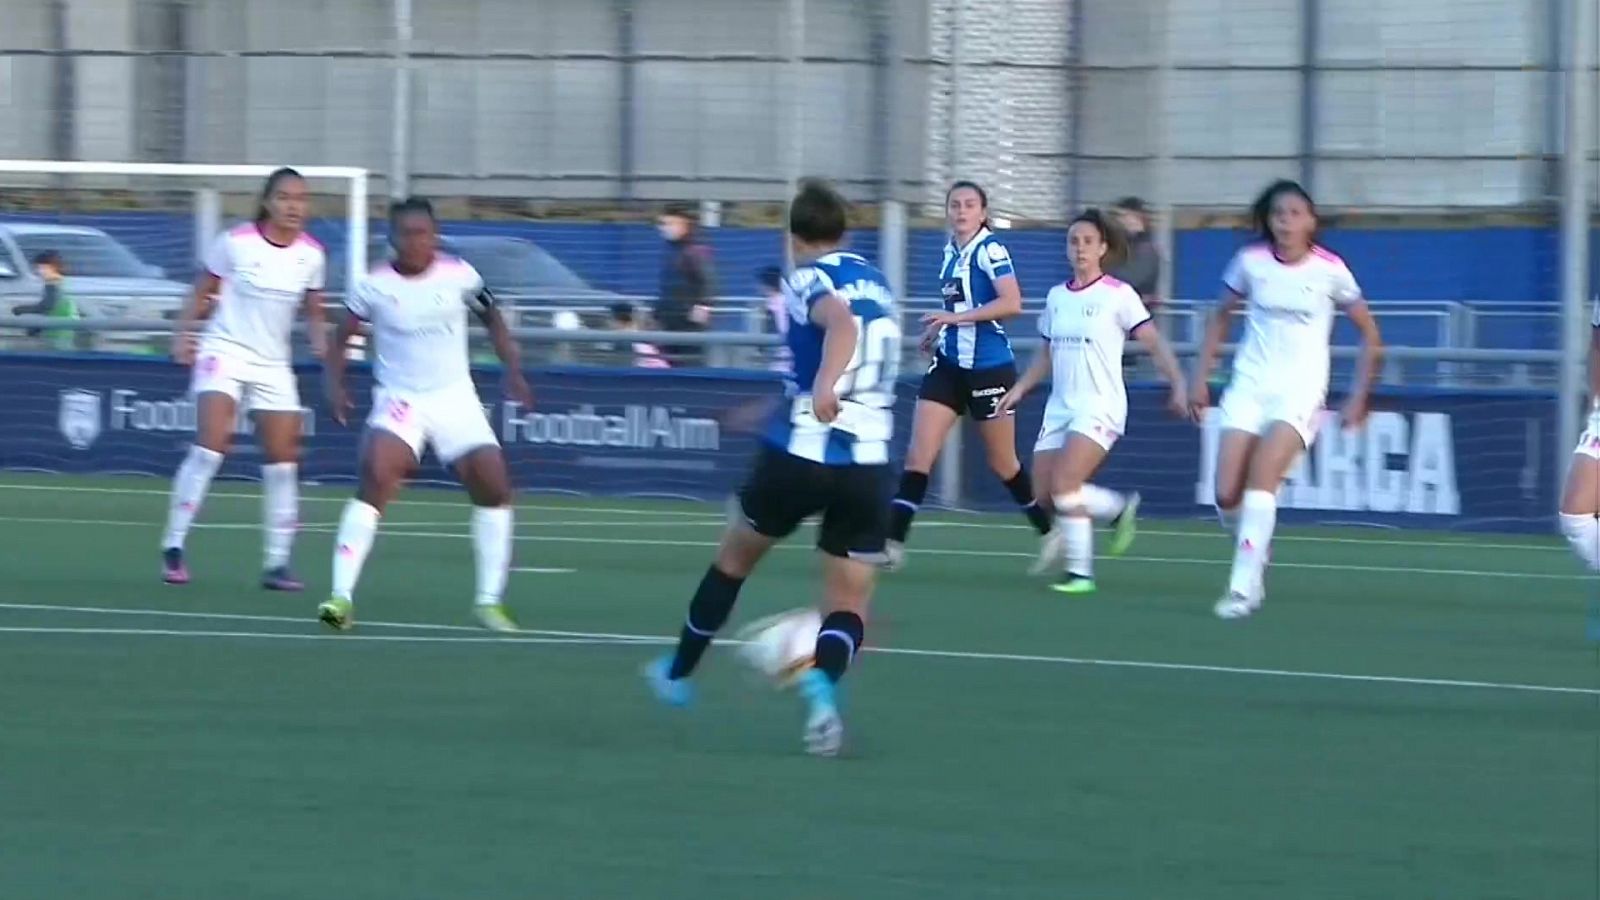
[643,178,900,757]
[318,197,534,633]
[1190,180,1384,619]
[886,181,1054,571]
[999,209,1187,593]
[161,167,326,589]
[1558,298,1600,574]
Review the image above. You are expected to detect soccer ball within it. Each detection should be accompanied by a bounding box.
[734,607,820,687]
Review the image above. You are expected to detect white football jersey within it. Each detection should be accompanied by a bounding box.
[200,223,326,364]
[344,256,488,394]
[1222,243,1362,399]
[1037,275,1151,429]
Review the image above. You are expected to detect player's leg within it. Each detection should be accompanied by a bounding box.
[160,380,237,583]
[973,365,1054,538]
[1027,420,1067,575]
[320,397,422,630]
[1216,419,1306,620]
[1047,431,1110,593]
[1212,388,1265,529]
[453,445,519,632]
[799,463,891,757]
[886,398,958,568]
[1559,442,1600,571]
[251,366,307,591]
[646,447,806,705]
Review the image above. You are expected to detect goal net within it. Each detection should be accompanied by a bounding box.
[0,160,369,346]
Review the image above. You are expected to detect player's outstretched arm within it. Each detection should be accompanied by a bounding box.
[172,272,221,365]
[1188,291,1241,417]
[472,289,534,409]
[1133,321,1189,417]
[808,294,859,424]
[322,312,361,425]
[1340,300,1384,428]
[999,342,1050,415]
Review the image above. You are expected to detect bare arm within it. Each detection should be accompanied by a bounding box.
[322,312,363,425]
[1134,321,1186,391]
[302,289,327,359]
[473,292,534,408]
[1191,290,1241,388]
[998,341,1051,415]
[808,294,860,423]
[947,274,1023,324]
[172,272,221,363]
[1340,300,1385,426]
[1589,328,1600,403]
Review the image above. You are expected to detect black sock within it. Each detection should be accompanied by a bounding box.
[889,471,930,542]
[668,565,744,679]
[813,610,866,684]
[1003,467,1052,535]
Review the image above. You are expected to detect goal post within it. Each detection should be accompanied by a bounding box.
[0,160,370,306]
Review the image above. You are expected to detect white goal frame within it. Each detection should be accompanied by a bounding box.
[0,160,370,293]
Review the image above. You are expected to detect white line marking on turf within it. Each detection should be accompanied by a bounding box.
[0,625,634,645]
[0,602,1593,697]
[512,567,577,574]
[0,481,1565,552]
[0,515,1578,580]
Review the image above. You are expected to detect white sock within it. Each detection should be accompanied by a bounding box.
[261,462,299,569]
[1560,514,1600,572]
[331,501,380,602]
[161,445,224,550]
[1061,515,1093,578]
[472,506,514,607]
[1078,484,1127,523]
[1227,489,1277,599]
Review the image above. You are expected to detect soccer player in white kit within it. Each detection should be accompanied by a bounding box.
[1557,299,1600,577]
[999,209,1187,593]
[318,197,534,633]
[1190,180,1384,620]
[161,167,327,589]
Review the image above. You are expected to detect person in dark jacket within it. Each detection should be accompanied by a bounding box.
[655,204,716,366]
[12,250,86,350]
[1108,196,1162,311]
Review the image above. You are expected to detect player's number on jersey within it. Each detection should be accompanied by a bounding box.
[836,316,902,397]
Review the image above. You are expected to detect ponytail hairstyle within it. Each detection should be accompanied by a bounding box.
[255,167,304,225]
[1249,178,1318,249]
[1069,207,1129,270]
[945,180,993,232]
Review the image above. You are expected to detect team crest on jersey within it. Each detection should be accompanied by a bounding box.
[59,389,102,450]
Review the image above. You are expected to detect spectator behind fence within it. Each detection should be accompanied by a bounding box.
[607,302,669,369]
[11,250,84,351]
[755,265,792,372]
[655,204,716,366]
[1108,197,1163,312]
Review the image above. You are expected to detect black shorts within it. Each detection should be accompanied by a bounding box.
[737,445,891,561]
[917,355,1017,421]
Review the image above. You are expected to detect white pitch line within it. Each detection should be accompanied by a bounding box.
[0,480,1566,552]
[513,567,577,574]
[0,602,662,643]
[0,602,1593,697]
[0,515,1579,581]
[0,625,635,645]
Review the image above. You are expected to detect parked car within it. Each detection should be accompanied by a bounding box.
[326,234,630,326]
[0,223,190,321]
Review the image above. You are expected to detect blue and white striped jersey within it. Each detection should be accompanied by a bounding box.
[762,252,902,466]
[937,227,1017,369]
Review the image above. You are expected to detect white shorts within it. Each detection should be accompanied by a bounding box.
[1035,409,1123,453]
[367,383,498,465]
[1217,387,1325,449]
[190,349,300,413]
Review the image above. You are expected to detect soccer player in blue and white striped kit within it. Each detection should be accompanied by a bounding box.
[886,181,1056,571]
[644,178,902,757]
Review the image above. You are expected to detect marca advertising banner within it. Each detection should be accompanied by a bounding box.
[2,354,1562,531]
[965,385,1560,532]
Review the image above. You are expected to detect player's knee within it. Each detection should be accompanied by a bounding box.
[1213,484,1244,511]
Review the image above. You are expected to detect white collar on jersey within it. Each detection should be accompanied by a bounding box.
[948,226,993,259]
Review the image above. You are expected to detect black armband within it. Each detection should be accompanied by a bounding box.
[466,286,497,314]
